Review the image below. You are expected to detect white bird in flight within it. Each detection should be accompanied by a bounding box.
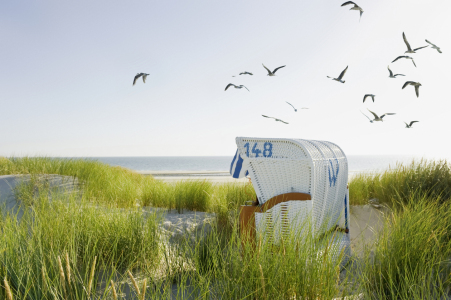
[133,73,149,86]
[425,40,442,53]
[387,66,405,78]
[403,32,428,54]
[225,83,249,91]
[341,1,363,19]
[327,66,348,83]
[392,56,416,68]
[262,64,286,76]
[363,94,376,103]
[367,109,396,122]
[239,71,253,75]
[262,115,289,124]
[404,121,419,128]
[402,81,421,98]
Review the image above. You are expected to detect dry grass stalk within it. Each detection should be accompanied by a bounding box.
[110,280,118,300]
[57,256,67,298]
[127,270,141,296]
[41,265,47,294]
[87,256,97,295]
[141,278,147,300]
[65,252,71,284]
[4,277,13,300]
[259,264,267,300]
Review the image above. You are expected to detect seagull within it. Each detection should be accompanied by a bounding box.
[262,64,286,76]
[387,66,405,78]
[341,1,363,19]
[403,32,428,54]
[360,111,374,123]
[286,102,297,112]
[262,115,289,124]
[133,73,149,86]
[327,66,348,83]
[404,121,419,128]
[363,94,376,103]
[239,71,253,75]
[392,56,416,67]
[402,81,421,98]
[425,40,442,53]
[225,83,249,91]
[367,109,396,122]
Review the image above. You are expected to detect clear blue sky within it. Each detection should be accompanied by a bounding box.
[1,0,450,157]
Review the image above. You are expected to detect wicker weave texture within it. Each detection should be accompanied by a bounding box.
[236,137,348,234]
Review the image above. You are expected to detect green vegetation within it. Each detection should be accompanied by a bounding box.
[1,157,451,299]
[349,159,451,205]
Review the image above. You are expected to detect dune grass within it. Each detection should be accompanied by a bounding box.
[0,157,255,213]
[2,156,451,298]
[349,159,451,205]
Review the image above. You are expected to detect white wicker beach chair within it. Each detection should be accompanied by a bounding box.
[232,137,351,265]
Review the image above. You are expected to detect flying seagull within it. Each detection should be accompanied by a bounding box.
[341,1,363,19]
[425,40,442,53]
[327,66,348,83]
[387,66,405,78]
[225,83,249,91]
[360,111,373,123]
[286,102,297,112]
[392,56,416,67]
[363,94,376,103]
[403,32,428,54]
[133,73,149,86]
[367,109,396,122]
[404,121,419,128]
[262,64,286,76]
[402,81,421,98]
[239,71,253,75]
[262,115,289,124]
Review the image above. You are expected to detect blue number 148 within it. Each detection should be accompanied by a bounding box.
[243,142,272,158]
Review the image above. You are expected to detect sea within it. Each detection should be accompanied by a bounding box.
[83,155,435,174]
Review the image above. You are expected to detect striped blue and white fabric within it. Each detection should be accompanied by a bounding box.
[230,150,249,179]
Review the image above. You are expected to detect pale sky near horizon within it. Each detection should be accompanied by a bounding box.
[1,1,450,158]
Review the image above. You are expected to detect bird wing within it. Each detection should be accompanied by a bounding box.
[387,66,394,77]
[413,45,428,51]
[133,73,142,86]
[392,56,404,63]
[286,102,296,110]
[341,1,357,6]
[394,74,405,77]
[360,110,372,121]
[239,72,244,75]
[272,65,286,74]
[243,85,250,91]
[337,66,348,80]
[415,85,419,97]
[402,81,414,89]
[409,121,419,126]
[262,115,273,119]
[225,83,235,91]
[403,32,412,52]
[380,113,395,119]
[367,109,379,119]
[262,64,272,75]
[278,119,289,124]
[437,48,443,53]
[412,59,416,67]
[142,74,148,83]
[425,39,435,47]
[363,95,369,103]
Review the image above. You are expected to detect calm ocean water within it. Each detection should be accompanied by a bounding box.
[86,155,427,173]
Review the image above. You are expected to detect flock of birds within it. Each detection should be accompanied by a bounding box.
[132,2,443,128]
